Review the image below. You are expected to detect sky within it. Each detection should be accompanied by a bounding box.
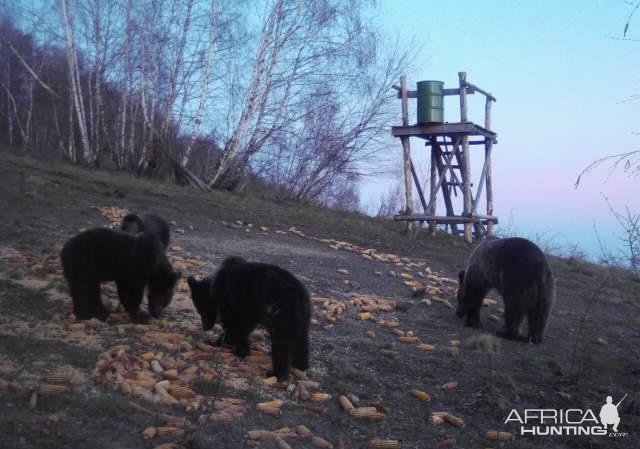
[361,0,640,261]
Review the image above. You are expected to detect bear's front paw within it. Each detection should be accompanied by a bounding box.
[496,330,527,342]
[234,344,250,358]
[464,318,480,328]
[266,370,289,382]
[131,311,150,324]
[215,333,234,347]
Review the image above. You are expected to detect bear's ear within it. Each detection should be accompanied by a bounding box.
[173,271,182,282]
[458,270,466,284]
[187,276,196,288]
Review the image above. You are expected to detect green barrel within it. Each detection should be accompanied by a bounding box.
[417,80,444,124]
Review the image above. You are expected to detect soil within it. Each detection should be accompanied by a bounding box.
[0,149,638,449]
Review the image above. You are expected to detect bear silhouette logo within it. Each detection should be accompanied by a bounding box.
[599,395,626,432]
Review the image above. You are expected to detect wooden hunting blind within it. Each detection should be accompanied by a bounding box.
[391,72,498,243]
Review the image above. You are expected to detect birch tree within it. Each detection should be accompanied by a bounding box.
[210,0,411,193]
[59,0,93,163]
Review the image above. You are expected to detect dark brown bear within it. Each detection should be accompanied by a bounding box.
[61,228,179,323]
[188,257,311,381]
[120,213,170,249]
[456,237,554,343]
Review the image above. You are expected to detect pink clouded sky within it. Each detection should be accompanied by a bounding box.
[361,0,639,261]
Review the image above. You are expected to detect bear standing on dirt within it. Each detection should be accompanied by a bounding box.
[61,228,180,323]
[455,237,554,343]
[120,213,170,249]
[188,257,311,381]
[120,213,175,309]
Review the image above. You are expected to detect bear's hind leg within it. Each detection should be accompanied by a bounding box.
[497,297,525,341]
[526,302,549,344]
[91,284,109,321]
[70,279,106,321]
[527,310,544,343]
[268,337,292,381]
[292,332,309,371]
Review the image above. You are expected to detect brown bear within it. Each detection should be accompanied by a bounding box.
[61,228,179,323]
[188,256,311,381]
[119,213,170,249]
[456,237,554,343]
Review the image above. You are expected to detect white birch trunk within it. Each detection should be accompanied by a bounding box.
[60,0,93,163]
[210,0,284,187]
[118,0,132,168]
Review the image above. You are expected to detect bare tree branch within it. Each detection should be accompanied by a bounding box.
[2,41,63,100]
[575,150,640,187]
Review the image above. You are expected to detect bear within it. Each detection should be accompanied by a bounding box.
[61,228,180,323]
[120,213,170,249]
[188,256,311,381]
[120,213,173,314]
[455,237,554,343]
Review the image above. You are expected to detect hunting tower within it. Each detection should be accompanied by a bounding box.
[391,72,498,243]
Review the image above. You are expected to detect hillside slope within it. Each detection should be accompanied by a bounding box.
[0,150,638,449]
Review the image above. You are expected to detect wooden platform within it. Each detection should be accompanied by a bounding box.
[393,214,499,225]
[391,121,496,140]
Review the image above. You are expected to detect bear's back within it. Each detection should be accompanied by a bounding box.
[120,214,170,249]
[140,214,170,248]
[62,228,161,282]
[216,260,310,322]
[471,237,551,290]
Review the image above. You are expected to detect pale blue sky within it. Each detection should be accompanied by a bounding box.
[363,0,640,260]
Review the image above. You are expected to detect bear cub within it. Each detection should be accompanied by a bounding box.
[120,213,170,249]
[456,237,554,343]
[120,213,174,307]
[61,228,180,323]
[188,257,311,381]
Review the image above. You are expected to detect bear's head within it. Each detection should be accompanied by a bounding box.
[148,260,181,318]
[187,276,217,330]
[455,269,483,327]
[120,214,146,234]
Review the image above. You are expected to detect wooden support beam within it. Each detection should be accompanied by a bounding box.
[471,145,492,214]
[459,72,473,243]
[393,214,499,224]
[463,81,496,102]
[410,158,428,213]
[484,96,494,236]
[476,221,487,238]
[400,75,414,233]
[450,138,471,202]
[424,139,489,146]
[393,86,476,99]
[392,122,495,139]
[443,138,461,175]
[444,87,476,96]
[433,143,458,234]
[426,141,457,212]
[429,143,438,235]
